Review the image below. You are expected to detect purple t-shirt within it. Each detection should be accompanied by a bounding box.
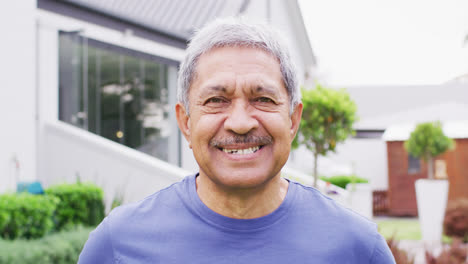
[78,174,395,263]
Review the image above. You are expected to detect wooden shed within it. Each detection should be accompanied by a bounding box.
[383,121,468,216]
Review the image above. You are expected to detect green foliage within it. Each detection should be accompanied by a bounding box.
[378,219,422,241]
[320,175,368,189]
[45,183,105,230]
[404,121,455,161]
[0,193,59,239]
[111,190,125,210]
[294,84,357,154]
[405,121,455,179]
[294,84,358,187]
[0,226,94,264]
[0,210,10,234]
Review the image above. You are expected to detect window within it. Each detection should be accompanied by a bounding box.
[407,154,420,174]
[58,32,178,163]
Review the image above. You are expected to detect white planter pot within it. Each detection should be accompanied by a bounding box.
[415,179,449,244]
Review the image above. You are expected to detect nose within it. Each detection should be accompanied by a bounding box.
[224,100,259,134]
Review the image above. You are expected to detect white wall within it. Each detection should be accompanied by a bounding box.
[269,0,308,85]
[0,1,37,192]
[288,138,389,190]
[41,121,188,209]
[243,0,269,20]
[181,138,199,173]
[242,0,309,86]
[328,138,388,190]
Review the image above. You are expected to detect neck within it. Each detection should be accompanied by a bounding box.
[195,173,289,219]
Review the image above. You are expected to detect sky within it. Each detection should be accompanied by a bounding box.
[298,0,468,86]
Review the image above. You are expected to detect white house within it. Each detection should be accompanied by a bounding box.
[0,0,316,207]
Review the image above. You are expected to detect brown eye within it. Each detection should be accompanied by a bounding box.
[205,97,227,105]
[255,97,274,103]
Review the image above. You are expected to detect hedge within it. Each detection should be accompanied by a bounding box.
[0,193,59,239]
[320,175,368,189]
[45,183,105,230]
[0,226,94,264]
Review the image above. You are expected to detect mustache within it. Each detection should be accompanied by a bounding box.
[210,134,272,148]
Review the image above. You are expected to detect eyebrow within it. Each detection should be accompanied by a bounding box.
[254,85,274,93]
[207,85,227,92]
[199,85,228,97]
[252,85,279,97]
[199,84,279,98]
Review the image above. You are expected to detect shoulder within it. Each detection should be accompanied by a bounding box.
[78,175,193,263]
[289,181,395,263]
[78,216,115,263]
[292,181,374,228]
[107,175,190,226]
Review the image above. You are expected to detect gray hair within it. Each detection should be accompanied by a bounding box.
[177,17,300,115]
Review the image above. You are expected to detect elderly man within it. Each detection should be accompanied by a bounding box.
[79,18,395,263]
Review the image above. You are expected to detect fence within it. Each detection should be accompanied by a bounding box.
[373,190,389,216]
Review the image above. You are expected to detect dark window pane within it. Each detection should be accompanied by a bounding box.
[59,33,83,126]
[58,33,175,162]
[408,154,420,174]
[99,49,121,143]
[122,54,143,148]
[87,45,97,134]
[137,59,170,161]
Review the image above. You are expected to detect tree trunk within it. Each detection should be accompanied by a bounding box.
[313,151,319,188]
[427,157,434,179]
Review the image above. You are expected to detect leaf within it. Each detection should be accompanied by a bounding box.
[295,84,358,185]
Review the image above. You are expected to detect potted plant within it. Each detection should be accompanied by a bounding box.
[404,121,455,244]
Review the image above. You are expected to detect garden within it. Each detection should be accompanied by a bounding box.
[0,182,104,264]
[296,85,468,263]
[378,198,468,264]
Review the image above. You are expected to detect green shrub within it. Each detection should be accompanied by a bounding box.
[0,226,94,264]
[45,183,105,230]
[0,210,10,233]
[0,193,59,239]
[320,175,368,189]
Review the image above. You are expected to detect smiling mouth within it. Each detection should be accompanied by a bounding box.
[220,146,263,155]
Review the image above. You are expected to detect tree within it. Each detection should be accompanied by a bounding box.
[404,121,455,179]
[293,84,358,188]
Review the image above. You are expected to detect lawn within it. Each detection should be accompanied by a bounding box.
[376,218,452,243]
[377,218,422,240]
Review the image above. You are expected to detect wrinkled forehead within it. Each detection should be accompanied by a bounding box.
[193,45,279,78]
[193,46,282,87]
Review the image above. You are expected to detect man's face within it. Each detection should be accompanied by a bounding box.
[176,46,302,190]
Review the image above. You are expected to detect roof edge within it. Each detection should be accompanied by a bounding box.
[38,0,188,49]
[382,120,468,141]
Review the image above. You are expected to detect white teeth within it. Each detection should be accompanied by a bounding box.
[222,146,260,154]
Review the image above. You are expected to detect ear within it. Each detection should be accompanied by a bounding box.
[175,103,192,148]
[289,102,303,140]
